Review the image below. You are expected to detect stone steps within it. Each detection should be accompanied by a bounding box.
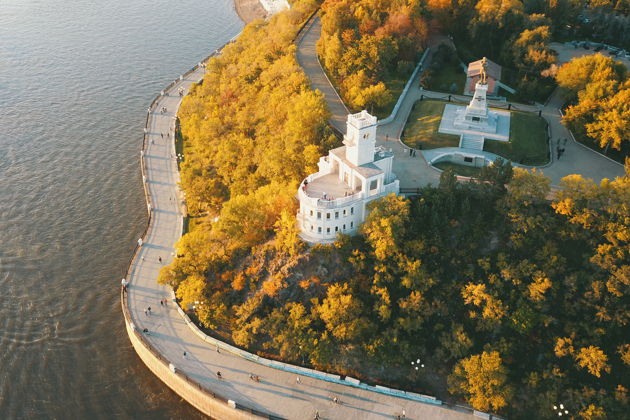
[459,134,484,150]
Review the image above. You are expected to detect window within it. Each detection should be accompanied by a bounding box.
[335,211,339,219]
[335,226,339,232]
[350,207,354,215]
[369,179,378,190]
[472,116,480,122]
[343,209,346,216]
[350,221,354,228]
[464,157,473,163]
[310,225,313,231]
[343,224,346,230]
[317,212,321,219]
[326,227,330,234]
[309,210,313,217]
[318,227,322,233]
[326,213,331,220]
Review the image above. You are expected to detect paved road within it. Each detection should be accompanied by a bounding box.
[125,63,476,419]
[296,21,625,188]
[297,17,349,132]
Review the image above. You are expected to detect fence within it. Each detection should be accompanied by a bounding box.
[377,48,431,126]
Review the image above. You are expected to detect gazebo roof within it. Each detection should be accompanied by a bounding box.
[467,58,501,80]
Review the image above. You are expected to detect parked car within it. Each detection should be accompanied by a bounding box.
[595,46,603,51]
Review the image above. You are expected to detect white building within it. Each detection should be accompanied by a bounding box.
[297,111,399,243]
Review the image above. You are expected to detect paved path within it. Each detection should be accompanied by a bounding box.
[297,17,349,133]
[296,21,625,189]
[125,59,476,419]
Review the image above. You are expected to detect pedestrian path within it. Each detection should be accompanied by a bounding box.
[296,18,625,188]
[123,56,476,419]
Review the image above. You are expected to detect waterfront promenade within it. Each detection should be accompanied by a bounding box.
[123,58,478,419]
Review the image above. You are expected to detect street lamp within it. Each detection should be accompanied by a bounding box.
[553,403,569,416]
[411,358,425,371]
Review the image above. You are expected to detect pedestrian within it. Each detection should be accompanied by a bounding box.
[385,134,389,141]
[556,146,561,160]
[158,256,162,263]
[409,148,413,156]
[314,411,320,420]
[402,408,406,418]
[160,299,163,306]
[296,376,301,384]
[183,351,187,359]
[412,150,416,157]
[216,371,222,379]
[161,133,164,139]
[144,309,148,316]
[216,345,220,353]
[147,306,151,314]
[333,396,339,404]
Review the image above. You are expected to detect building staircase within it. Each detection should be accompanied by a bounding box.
[459,134,485,150]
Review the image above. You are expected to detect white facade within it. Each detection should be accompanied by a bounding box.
[297,111,399,243]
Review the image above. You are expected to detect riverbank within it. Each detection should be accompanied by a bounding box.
[234,0,266,23]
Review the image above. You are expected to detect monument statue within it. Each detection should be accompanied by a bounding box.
[480,57,488,85]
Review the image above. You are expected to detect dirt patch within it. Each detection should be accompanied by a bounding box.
[234,0,267,24]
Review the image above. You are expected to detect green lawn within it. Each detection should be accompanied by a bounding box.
[401,100,461,149]
[375,73,408,119]
[433,161,483,177]
[483,112,549,166]
[426,62,466,94]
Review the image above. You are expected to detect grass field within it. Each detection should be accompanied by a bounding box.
[426,62,466,94]
[401,100,460,149]
[483,112,549,166]
[433,161,483,177]
[375,74,408,119]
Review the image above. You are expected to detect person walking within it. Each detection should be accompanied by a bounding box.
[216,371,222,379]
[183,351,187,359]
[296,376,301,384]
[147,306,151,315]
[158,256,162,263]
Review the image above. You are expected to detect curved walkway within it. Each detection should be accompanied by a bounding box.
[296,18,625,188]
[124,47,476,420]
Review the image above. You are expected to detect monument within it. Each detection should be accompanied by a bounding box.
[438,57,510,151]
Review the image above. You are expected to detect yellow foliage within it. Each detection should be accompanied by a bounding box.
[575,346,611,377]
[554,336,575,357]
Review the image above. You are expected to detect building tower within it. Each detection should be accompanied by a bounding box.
[343,110,377,166]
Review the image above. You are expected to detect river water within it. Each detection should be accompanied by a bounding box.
[0,0,241,417]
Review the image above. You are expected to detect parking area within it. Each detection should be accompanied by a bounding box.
[550,41,630,67]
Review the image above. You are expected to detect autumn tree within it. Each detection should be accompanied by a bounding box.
[448,351,514,412]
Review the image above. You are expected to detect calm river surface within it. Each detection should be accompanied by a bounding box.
[0,0,241,417]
